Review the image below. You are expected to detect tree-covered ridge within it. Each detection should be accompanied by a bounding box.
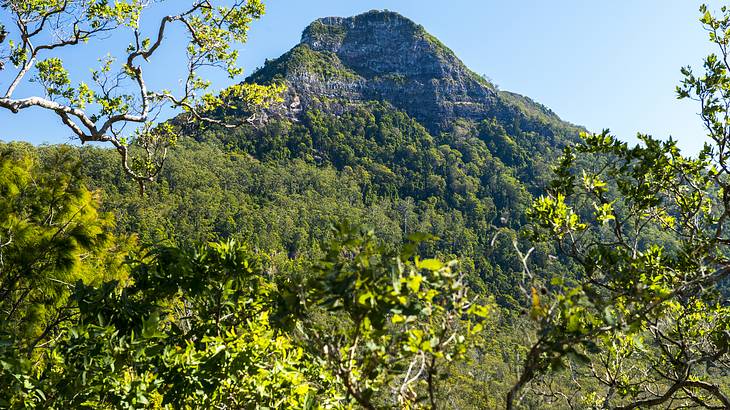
[249,44,362,84]
[64,94,578,305]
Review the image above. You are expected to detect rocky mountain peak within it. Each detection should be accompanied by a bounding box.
[247,10,574,135]
[301,10,418,49]
[300,10,442,78]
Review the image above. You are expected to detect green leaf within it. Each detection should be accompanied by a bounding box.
[417,258,443,271]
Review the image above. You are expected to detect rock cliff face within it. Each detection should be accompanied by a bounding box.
[247,10,576,136]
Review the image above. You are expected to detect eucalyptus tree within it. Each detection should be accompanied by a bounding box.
[0,0,283,191]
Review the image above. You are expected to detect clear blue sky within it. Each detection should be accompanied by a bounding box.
[0,1,722,154]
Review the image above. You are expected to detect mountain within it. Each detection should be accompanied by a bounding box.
[247,10,580,140]
[43,10,587,303]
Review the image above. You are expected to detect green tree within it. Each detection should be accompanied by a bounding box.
[0,145,128,351]
[304,224,493,409]
[51,240,343,409]
[0,145,131,406]
[0,152,492,407]
[0,0,283,189]
[508,4,730,409]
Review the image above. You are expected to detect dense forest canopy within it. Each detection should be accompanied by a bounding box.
[2,1,730,409]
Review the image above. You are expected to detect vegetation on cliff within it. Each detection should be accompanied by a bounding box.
[4,2,730,409]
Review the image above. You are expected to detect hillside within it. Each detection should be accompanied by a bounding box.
[230,10,582,192]
[55,10,586,302]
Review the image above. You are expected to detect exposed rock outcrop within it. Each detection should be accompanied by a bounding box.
[247,10,577,138]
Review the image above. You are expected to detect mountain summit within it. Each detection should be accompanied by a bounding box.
[248,10,577,137]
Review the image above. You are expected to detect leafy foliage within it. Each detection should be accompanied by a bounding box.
[303,225,492,408]
[0,0,283,187]
[0,147,131,407]
[0,150,492,408]
[0,146,127,354]
[507,4,730,408]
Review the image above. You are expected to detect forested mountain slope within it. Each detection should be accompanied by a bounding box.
[59,10,585,302]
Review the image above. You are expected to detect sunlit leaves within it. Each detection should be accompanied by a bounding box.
[0,146,132,408]
[513,5,730,407]
[34,58,71,99]
[197,81,286,119]
[86,0,143,28]
[529,193,586,239]
[307,223,493,407]
[0,1,275,186]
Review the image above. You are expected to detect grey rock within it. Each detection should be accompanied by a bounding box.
[247,10,578,138]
